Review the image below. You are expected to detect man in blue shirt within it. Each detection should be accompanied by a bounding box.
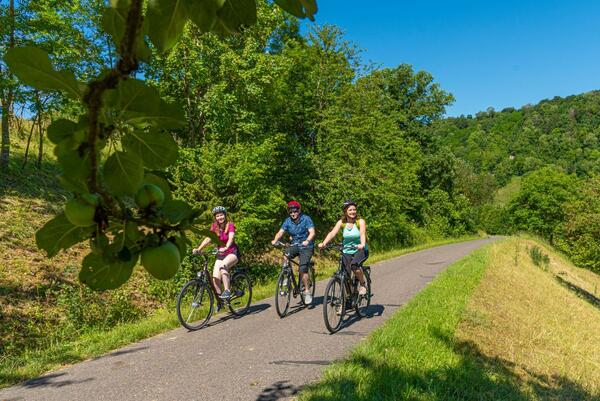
[271,200,316,304]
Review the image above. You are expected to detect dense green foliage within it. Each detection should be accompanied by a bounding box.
[432,94,600,273]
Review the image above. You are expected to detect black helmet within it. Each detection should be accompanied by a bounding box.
[342,199,357,211]
[212,205,227,215]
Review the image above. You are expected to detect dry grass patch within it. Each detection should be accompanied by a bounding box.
[456,238,600,400]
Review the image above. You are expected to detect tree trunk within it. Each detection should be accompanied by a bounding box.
[0,0,15,170]
[22,113,39,168]
[36,92,44,169]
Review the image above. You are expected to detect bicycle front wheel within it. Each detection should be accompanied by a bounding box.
[228,271,252,316]
[323,277,345,333]
[275,270,291,318]
[177,279,214,331]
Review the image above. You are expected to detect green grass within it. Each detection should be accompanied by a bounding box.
[493,175,521,206]
[0,235,483,388]
[298,243,528,401]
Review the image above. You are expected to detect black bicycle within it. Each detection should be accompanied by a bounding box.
[272,241,316,318]
[321,244,372,333]
[176,249,252,331]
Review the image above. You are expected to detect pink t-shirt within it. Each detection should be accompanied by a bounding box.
[210,222,238,256]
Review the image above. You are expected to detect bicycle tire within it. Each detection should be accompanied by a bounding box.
[275,270,291,318]
[355,274,371,318]
[176,279,214,331]
[228,271,252,316]
[323,276,345,333]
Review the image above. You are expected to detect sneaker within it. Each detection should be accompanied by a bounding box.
[303,292,313,305]
[282,277,288,287]
[358,284,367,296]
[219,289,231,299]
[335,304,343,316]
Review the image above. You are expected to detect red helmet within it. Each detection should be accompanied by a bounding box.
[287,200,301,210]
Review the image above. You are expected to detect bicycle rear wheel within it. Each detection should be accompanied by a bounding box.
[323,277,345,333]
[177,279,214,331]
[355,275,372,318]
[275,270,291,318]
[228,271,252,316]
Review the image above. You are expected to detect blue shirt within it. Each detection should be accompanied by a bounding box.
[281,214,315,247]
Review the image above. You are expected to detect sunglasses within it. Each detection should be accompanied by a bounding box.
[288,209,300,214]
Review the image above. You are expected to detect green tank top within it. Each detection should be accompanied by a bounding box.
[342,221,368,254]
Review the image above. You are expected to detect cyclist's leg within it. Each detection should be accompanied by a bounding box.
[212,259,224,295]
[350,249,368,292]
[219,253,238,291]
[298,247,313,292]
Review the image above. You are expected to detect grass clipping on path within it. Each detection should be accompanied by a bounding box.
[300,239,600,401]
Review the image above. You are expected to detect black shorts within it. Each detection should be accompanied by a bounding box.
[216,248,241,261]
[286,245,314,274]
[342,249,369,274]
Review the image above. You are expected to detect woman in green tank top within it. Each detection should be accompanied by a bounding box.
[318,200,369,295]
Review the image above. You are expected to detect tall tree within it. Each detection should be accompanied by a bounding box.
[0,0,15,169]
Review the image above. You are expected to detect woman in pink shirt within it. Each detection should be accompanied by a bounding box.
[193,206,240,299]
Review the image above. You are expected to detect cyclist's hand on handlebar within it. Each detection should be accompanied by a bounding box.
[271,239,278,246]
[192,247,202,255]
[301,240,309,247]
[357,244,365,250]
[317,242,325,249]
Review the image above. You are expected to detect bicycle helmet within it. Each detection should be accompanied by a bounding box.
[342,199,357,211]
[212,205,227,215]
[287,200,301,211]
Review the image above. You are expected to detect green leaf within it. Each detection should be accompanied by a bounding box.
[187,0,222,32]
[143,173,173,200]
[104,151,144,195]
[106,79,185,128]
[47,119,78,144]
[55,143,93,180]
[57,173,88,193]
[102,1,152,61]
[147,0,188,52]
[216,0,257,33]
[122,129,178,169]
[4,47,82,98]
[274,0,317,20]
[36,214,95,257]
[161,199,196,224]
[80,252,137,290]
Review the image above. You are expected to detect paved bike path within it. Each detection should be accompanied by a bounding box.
[0,237,498,401]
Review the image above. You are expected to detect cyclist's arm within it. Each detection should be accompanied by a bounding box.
[358,219,367,249]
[272,228,285,245]
[320,220,342,247]
[196,236,211,251]
[306,227,315,243]
[223,231,235,250]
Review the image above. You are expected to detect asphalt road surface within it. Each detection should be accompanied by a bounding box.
[0,237,498,401]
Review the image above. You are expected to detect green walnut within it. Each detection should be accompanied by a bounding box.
[135,184,165,209]
[141,241,181,280]
[65,194,99,227]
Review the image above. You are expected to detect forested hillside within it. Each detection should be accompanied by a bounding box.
[431,93,600,273]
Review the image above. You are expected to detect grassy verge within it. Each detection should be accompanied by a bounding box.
[0,235,482,388]
[299,237,600,401]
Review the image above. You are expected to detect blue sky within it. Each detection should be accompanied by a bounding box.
[300,1,600,116]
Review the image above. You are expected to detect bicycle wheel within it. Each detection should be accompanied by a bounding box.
[228,271,252,316]
[177,279,214,331]
[275,270,291,318]
[323,277,345,333]
[355,274,372,318]
[301,266,317,306]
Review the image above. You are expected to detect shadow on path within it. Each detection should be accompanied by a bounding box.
[204,302,271,329]
[22,372,95,390]
[256,380,303,401]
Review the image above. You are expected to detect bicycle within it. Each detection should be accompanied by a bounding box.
[320,244,372,333]
[176,248,253,331]
[272,241,316,318]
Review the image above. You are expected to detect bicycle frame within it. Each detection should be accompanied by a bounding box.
[190,251,246,308]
